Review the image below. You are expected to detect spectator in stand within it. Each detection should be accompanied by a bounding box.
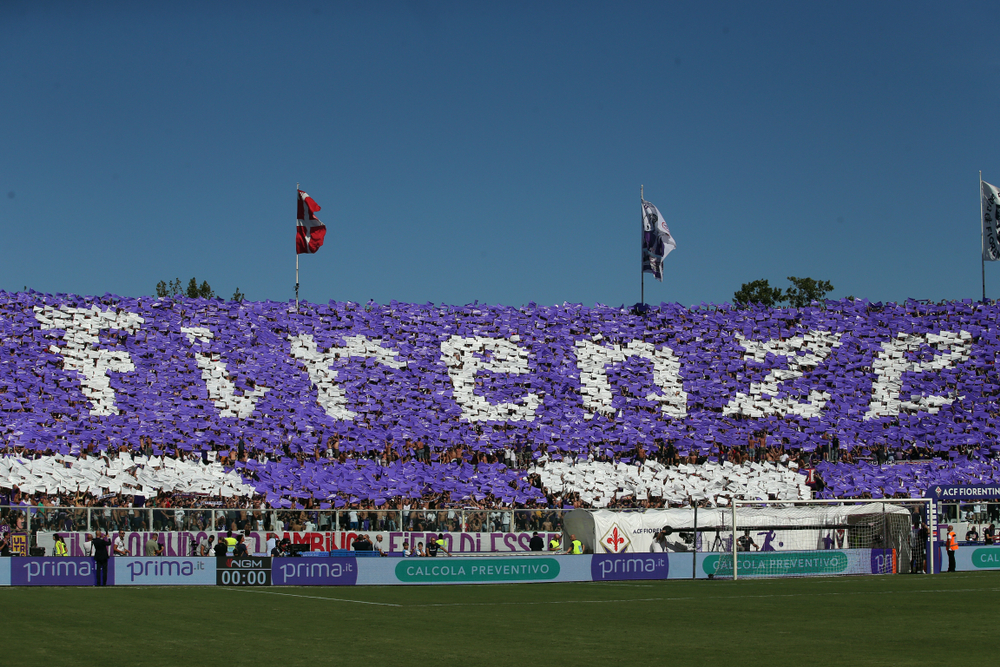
[984,524,996,545]
[92,530,111,586]
[416,541,427,557]
[373,535,387,556]
[966,526,980,543]
[144,534,160,556]
[401,540,412,557]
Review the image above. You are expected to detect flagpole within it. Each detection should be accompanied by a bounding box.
[640,184,644,305]
[981,171,986,302]
[295,182,300,312]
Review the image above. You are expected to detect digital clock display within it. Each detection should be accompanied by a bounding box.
[216,556,272,586]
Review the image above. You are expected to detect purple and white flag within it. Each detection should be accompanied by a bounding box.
[641,199,676,281]
[983,181,1000,262]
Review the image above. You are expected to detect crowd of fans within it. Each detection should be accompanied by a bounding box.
[0,293,998,521]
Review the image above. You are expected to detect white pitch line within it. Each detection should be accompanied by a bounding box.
[222,587,401,607]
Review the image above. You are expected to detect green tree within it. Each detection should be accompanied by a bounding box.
[733,279,785,307]
[185,278,215,299]
[155,278,184,298]
[232,287,245,303]
[784,276,834,307]
[156,277,215,299]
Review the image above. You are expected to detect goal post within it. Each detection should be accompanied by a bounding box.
[709,498,935,580]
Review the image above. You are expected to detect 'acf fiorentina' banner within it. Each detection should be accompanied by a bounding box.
[37,530,563,558]
[924,485,1000,500]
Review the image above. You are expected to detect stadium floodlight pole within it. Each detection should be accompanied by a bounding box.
[981,171,986,303]
[295,182,300,312]
[640,184,645,305]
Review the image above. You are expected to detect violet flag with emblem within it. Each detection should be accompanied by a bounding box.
[296,189,327,254]
[641,199,676,281]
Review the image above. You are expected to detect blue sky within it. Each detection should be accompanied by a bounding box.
[2,1,999,308]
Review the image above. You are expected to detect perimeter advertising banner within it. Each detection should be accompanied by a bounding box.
[697,549,894,578]
[265,555,676,586]
[114,557,216,586]
[356,555,594,585]
[938,545,1000,571]
[10,557,113,586]
[0,558,9,586]
[271,558,358,586]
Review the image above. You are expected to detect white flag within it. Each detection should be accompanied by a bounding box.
[641,199,677,281]
[983,181,1000,261]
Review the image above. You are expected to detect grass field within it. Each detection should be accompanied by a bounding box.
[3,572,996,666]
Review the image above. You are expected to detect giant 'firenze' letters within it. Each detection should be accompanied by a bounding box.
[0,295,990,460]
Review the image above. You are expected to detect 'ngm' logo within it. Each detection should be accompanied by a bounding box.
[600,524,630,553]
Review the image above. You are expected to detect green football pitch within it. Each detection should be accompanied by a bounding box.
[3,573,995,666]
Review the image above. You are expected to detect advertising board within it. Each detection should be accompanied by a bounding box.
[271,558,358,586]
[10,557,113,586]
[938,545,1000,571]
[114,557,216,586]
[590,553,675,581]
[697,549,890,578]
[353,555,594,585]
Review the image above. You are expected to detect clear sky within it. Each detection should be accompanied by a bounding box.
[3,1,999,308]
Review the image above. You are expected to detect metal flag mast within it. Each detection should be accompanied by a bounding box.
[640,184,644,305]
[981,171,986,302]
[295,183,300,312]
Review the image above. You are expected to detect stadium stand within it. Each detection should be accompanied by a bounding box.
[0,292,998,513]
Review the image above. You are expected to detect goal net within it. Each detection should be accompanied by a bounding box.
[706,499,933,580]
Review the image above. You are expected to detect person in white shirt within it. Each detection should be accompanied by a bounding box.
[401,540,412,557]
[82,533,94,557]
[374,535,387,556]
[113,530,130,556]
